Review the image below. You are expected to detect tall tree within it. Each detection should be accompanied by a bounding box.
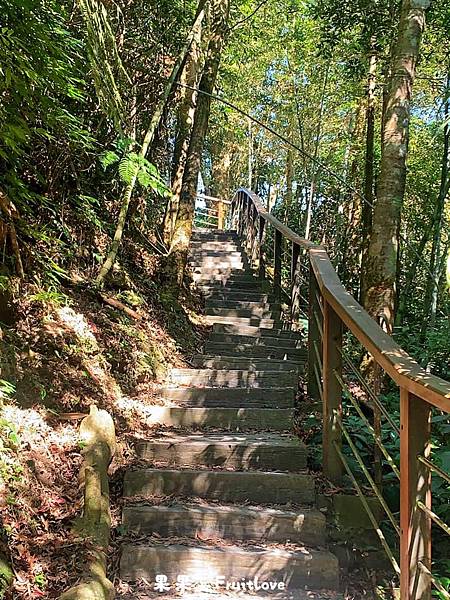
[361,0,430,333]
[162,4,205,245]
[359,44,377,303]
[168,0,231,284]
[95,1,206,287]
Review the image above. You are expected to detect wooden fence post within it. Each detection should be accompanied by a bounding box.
[322,299,343,483]
[291,242,300,323]
[308,263,321,402]
[258,216,265,280]
[245,198,252,254]
[400,389,431,600]
[274,228,282,303]
[237,193,244,237]
[250,204,258,268]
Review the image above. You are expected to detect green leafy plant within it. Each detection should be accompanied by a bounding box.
[100,147,170,196]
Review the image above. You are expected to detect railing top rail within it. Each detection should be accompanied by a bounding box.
[197,193,232,205]
[234,187,450,413]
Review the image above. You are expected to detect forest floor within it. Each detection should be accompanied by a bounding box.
[0,240,394,599]
[0,239,209,599]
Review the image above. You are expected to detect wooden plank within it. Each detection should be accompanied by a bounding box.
[236,187,317,250]
[231,189,450,412]
[308,247,450,412]
[291,241,301,322]
[258,215,265,280]
[122,503,326,545]
[274,228,282,303]
[197,193,232,204]
[322,300,343,483]
[307,265,321,402]
[400,389,431,600]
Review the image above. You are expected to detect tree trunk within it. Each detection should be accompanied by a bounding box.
[211,143,232,200]
[162,4,204,245]
[359,47,377,303]
[95,1,207,287]
[168,0,231,285]
[0,189,25,279]
[285,144,294,224]
[361,0,430,333]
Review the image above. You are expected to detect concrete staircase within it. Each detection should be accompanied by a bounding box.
[120,229,339,594]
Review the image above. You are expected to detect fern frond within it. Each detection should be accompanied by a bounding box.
[100,150,120,169]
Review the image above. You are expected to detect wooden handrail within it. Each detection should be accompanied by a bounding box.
[196,194,231,229]
[234,187,450,412]
[196,193,232,205]
[232,187,450,600]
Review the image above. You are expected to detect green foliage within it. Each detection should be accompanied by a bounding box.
[0,0,90,164]
[28,287,70,307]
[0,380,15,402]
[101,147,170,196]
[75,0,130,130]
[0,382,22,510]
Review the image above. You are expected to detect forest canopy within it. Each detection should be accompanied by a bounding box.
[0,0,450,597]
[0,0,448,375]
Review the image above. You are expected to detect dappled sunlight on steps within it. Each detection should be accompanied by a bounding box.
[118,229,340,594]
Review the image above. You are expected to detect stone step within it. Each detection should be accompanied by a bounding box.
[142,406,293,430]
[203,316,280,328]
[206,299,279,311]
[188,250,244,258]
[192,269,251,279]
[204,290,275,302]
[133,432,306,471]
[191,231,237,240]
[208,333,303,348]
[189,242,241,251]
[198,280,268,291]
[204,342,306,362]
[193,274,256,285]
[120,543,339,589]
[189,258,246,266]
[205,307,281,319]
[170,368,297,388]
[124,468,315,504]
[213,323,304,339]
[122,502,326,545]
[157,386,294,408]
[190,259,246,268]
[190,355,300,372]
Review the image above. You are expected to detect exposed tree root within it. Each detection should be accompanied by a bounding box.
[59,406,116,600]
[99,293,141,320]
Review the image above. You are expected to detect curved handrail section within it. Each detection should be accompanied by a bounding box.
[234,187,450,412]
[232,186,449,599]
